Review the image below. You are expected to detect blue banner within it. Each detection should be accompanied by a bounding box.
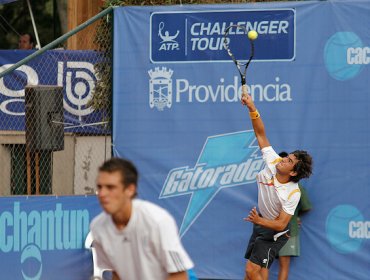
[0,195,101,280]
[150,9,295,62]
[0,50,108,134]
[113,1,370,279]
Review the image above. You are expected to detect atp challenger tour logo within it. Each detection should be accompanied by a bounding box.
[159,131,264,236]
[148,67,292,111]
[150,9,295,63]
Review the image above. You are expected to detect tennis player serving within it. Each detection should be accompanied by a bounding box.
[240,88,313,280]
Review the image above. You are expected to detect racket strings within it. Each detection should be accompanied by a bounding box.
[223,24,255,85]
[223,40,249,67]
[223,27,254,66]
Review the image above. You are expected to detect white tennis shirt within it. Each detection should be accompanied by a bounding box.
[90,199,194,280]
[257,146,301,220]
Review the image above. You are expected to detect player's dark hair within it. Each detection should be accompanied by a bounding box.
[99,157,138,196]
[290,150,313,183]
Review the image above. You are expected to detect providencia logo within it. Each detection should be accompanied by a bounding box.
[324,32,368,81]
[148,67,293,112]
[159,130,264,236]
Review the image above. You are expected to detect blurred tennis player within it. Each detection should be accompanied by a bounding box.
[240,89,313,280]
[90,157,194,280]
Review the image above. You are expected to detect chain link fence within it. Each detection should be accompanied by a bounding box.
[0,7,113,196]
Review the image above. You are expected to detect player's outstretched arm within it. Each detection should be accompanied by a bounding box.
[241,85,270,149]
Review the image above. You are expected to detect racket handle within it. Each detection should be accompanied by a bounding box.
[242,84,248,96]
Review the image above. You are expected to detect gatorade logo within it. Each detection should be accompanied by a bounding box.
[160,130,263,236]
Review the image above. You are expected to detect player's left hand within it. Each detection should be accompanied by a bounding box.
[243,207,261,224]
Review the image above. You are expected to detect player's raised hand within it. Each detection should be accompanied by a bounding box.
[241,85,253,108]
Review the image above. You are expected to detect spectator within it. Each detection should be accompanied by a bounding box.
[18,33,34,50]
[277,152,312,280]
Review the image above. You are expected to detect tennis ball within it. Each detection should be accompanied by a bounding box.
[248,30,258,40]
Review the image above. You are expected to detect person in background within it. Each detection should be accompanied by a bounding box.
[90,157,195,280]
[277,152,312,280]
[18,33,34,50]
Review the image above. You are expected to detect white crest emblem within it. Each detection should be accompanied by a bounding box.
[148,67,173,111]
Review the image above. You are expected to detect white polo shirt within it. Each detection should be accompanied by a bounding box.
[257,146,301,220]
[90,199,194,280]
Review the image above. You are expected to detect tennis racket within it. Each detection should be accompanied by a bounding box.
[223,25,256,88]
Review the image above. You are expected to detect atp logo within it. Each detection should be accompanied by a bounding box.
[158,22,180,51]
[159,130,264,236]
[148,67,173,111]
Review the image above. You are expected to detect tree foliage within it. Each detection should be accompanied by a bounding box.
[0,0,63,49]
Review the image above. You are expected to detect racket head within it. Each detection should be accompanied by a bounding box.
[223,24,255,85]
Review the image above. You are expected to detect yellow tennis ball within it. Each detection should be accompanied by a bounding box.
[248,30,258,40]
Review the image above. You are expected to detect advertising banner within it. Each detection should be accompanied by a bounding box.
[0,50,107,134]
[0,196,101,280]
[150,9,295,62]
[113,1,370,279]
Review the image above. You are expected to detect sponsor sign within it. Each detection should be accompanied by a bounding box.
[150,9,295,63]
